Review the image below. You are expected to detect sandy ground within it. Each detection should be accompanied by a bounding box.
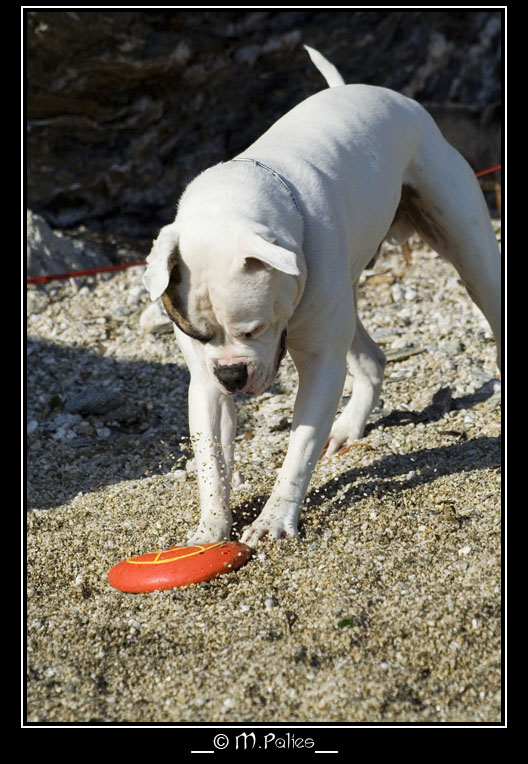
[26,228,502,724]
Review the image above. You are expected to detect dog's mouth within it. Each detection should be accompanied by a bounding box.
[248,328,287,396]
[276,328,287,371]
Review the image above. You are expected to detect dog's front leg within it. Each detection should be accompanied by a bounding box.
[186,373,236,544]
[241,350,347,545]
[175,328,236,544]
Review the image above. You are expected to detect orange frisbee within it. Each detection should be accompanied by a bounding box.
[108,541,252,593]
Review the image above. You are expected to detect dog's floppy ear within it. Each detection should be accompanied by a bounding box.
[244,229,302,277]
[142,224,179,301]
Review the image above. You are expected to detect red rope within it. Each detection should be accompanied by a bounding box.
[27,164,502,285]
[26,260,147,285]
[475,163,502,178]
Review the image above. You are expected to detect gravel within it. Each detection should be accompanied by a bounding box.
[26,225,502,723]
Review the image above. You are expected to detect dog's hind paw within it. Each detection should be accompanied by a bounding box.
[321,434,373,459]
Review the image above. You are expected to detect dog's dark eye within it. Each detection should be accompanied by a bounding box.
[243,324,265,340]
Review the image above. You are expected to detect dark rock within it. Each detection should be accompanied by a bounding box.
[27,10,502,247]
[65,386,125,415]
[27,210,113,278]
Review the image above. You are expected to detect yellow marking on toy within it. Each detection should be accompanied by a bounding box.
[126,541,225,565]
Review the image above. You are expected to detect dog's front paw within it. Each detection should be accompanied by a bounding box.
[240,512,299,547]
[187,517,232,546]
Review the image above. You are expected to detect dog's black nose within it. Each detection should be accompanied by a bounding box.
[214,362,248,393]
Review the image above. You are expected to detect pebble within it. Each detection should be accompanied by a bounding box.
[185,459,197,477]
[232,470,245,488]
[139,300,173,334]
[172,469,187,482]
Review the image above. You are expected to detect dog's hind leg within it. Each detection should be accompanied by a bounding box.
[323,286,386,457]
[403,124,502,370]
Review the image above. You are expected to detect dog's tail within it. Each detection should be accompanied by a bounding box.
[303,44,346,87]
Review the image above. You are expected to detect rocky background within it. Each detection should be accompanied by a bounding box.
[27,10,502,274]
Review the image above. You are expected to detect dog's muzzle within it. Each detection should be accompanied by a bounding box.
[214,362,248,393]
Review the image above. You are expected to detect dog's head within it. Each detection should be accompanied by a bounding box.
[143,218,305,395]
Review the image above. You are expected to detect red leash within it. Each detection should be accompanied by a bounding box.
[26,260,147,285]
[475,164,502,178]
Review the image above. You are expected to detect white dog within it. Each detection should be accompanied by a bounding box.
[143,46,501,546]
